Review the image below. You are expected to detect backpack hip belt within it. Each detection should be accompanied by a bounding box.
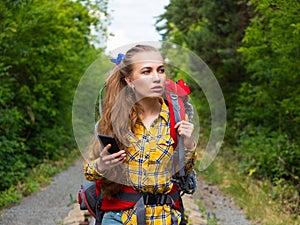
[97,182,181,225]
[134,190,180,225]
[99,182,181,211]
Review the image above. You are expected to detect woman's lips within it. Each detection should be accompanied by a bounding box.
[151,86,163,92]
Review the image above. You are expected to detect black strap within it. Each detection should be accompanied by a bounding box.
[95,194,104,225]
[117,191,180,225]
[143,192,179,205]
[135,192,179,225]
[116,191,180,205]
[136,197,146,225]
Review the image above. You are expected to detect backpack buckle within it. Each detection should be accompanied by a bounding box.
[170,93,178,100]
[143,193,169,205]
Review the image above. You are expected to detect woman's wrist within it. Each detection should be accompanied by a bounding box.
[94,158,107,175]
[185,141,196,150]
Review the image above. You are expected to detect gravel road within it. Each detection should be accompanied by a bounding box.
[196,179,256,225]
[0,158,255,225]
[0,159,86,225]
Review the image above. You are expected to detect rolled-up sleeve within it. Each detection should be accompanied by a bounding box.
[184,144,197,175]
[83,160,104,181]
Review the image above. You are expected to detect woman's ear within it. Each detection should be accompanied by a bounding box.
[124,77,131,86]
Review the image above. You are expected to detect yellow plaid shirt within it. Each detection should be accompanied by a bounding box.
[84,98,196,225]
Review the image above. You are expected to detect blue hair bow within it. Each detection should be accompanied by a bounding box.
[110,53,124,65]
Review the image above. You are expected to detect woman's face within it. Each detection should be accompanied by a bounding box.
[126,51,166,100]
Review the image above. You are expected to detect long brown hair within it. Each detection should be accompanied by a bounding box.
[89,45,161,198]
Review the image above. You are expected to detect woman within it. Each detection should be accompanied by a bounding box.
[84,44,196,225]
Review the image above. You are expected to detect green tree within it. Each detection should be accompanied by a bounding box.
[234,0,300,189]
[237,0,300,136]
[0,0,108,190]
[157,0,300,215]
[157,0,253,117]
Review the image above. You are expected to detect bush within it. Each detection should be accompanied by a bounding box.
[234,128,300,186]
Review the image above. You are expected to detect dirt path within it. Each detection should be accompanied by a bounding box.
[195,178,255,225]
[0,158,86,225]
[1,158,254,225]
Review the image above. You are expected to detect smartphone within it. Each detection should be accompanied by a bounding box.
[97,134,120,154]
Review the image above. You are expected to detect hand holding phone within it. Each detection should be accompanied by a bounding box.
[97,134,120,154]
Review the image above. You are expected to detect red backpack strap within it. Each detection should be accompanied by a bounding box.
[164,78,191,176]
[164,92,178,147]
[96,180,102,196]
[164,78,190,148]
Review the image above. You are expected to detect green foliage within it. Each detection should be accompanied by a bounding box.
[234,0,300,214]
[0,187,21,209]
[235,0,300,177]
[237,0,300,138]
[234,128,300,184]
[0,0,108,191]
[157,0,253,116]
[158,0,300,218]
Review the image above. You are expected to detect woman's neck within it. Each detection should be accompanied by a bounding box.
[139,97,161,129]
[139,97,161,114]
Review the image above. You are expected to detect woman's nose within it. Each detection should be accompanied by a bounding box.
[152,71,160,82]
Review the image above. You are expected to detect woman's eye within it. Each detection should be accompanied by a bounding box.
[158,68,165,73]
[142,70,151,75]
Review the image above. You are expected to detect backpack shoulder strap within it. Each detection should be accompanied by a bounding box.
[164,78,190,148]
[164,78,192,176]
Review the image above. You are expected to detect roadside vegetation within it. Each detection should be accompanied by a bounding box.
[157,0,300,224]
[0,0,109,209]
[198,151,300,225]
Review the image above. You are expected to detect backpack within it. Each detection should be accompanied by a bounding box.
[78,78,197,225]
[78,181,104,225]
